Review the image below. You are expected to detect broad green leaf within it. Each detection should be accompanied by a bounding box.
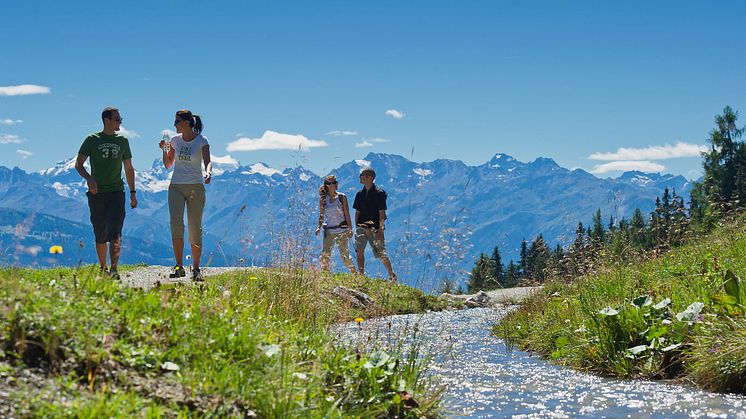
[160,361,180,371]
[712,294,737,306]
[260,343,281,358]
[599,307,619,316]
[646,325,668,340]
[653,298,671,310]
[628,345,648,355]
[676,302,704,322]
[633,295,652,308]
[555,336,571,348]
[364,350,390,369]
[723,270,742,305]
[661,343,682,352]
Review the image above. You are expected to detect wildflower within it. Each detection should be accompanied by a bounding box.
[250,276,258,280]
[355,317,364,325]
[49,245,63,254]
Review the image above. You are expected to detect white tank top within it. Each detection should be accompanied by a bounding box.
[170,134,209,184]
[324,194,347,234]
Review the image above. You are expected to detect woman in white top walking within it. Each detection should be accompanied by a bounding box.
[159,109,212,281]
[315,175,356,273]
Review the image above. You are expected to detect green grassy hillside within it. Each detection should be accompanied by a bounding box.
[0,267,446,417]
[496,216,746,393]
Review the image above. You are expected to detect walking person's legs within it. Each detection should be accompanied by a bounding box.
[107,192,126,277]
[354,227,367,275]
[336,232,356,273]
[320,231,335,271]
[185,185,205,279]
[168,186,188,277]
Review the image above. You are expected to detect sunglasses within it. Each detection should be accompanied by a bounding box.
[109,117,123,122]
[325,181,338,185]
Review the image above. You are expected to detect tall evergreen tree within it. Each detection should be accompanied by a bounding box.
[491,246,505,287]
[702,106,744,208]
[519,239,528,276]
[591,209,606,244]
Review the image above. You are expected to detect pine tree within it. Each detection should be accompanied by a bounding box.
[506,260,519,287]
[702,106,744,209]
[630,208,647,249]
[591,208,606,244]
[491,246,505,287]
[519,239,528,277]
[467,253,494,293]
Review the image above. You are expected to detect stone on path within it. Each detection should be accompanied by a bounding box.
[332,286,375,309]
[464,290,491,308]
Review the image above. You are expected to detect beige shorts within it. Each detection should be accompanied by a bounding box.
[168,184,205,245]
[355,227,387,259]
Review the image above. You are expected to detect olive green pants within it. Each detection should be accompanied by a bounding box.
[168,184,205,246]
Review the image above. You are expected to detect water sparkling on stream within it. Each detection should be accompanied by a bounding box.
[337,307,746,418]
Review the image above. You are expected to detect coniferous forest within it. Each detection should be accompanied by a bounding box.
[465,106,746,293]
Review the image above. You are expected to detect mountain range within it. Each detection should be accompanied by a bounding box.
[0,152,692,291]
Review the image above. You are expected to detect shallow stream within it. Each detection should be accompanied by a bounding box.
[337,307,746,418]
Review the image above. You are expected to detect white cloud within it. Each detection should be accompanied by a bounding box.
[590,160,666,174]
[1,118,23,125]
[210,154,239,167]
[589,142,708,161]
[0,134,23,144]
[16,149,33,159]
[355,141,373,148]
[325,130,358,137]
[117,126,140,139]
[226,130,328,152]
[366,137,390,143]
[0,84,51,96]
[385,109,405,119]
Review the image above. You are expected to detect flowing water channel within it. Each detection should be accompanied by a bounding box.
[337,307,746,418]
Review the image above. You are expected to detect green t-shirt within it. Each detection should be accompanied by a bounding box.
[78,131,132,193]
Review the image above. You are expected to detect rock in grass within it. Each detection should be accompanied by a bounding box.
[465,291,492,308]
[332,286,374,309]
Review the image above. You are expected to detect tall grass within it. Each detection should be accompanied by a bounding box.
[0,266,446,417]
[496,214,746,393]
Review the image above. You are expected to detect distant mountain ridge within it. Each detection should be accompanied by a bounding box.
[0,152,691,290]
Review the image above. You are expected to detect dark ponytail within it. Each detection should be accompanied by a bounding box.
[192,114,203,134]
[176,109,203,134]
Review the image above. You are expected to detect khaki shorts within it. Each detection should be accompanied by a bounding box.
[355,227,387,259]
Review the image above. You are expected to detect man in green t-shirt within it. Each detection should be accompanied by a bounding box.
[75,106,138,279]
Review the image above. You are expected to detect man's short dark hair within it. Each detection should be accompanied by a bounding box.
[101,106,119,123]
[360,168,376,180]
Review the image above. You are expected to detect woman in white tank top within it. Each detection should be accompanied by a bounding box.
[159,109,212,281]
[315,175,356,273]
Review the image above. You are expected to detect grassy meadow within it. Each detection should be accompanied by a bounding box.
[496,215,746,393]
[0,266,448,417]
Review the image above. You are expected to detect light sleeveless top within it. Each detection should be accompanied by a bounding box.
[324,193,348,235]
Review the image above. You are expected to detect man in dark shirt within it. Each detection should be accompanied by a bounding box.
[353,168,397,281]
[75,106,137,279]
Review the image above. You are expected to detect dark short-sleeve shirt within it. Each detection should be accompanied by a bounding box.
[353,184,387,229]
[78,131,132,193]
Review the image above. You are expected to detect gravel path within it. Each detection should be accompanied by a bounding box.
[119,265,248,290]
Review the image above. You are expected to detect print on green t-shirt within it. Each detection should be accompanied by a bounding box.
[78,132,132,193]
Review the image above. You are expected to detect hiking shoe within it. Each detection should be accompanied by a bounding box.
[109,268,120,280]
[169,265,186,278]
[98,266,108,277]
[192,268,204,282]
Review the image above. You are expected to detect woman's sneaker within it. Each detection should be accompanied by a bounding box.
[169,265,186,278]
[192,268,204,282]
[109,268,120,280]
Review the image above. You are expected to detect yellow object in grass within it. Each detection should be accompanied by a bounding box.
[49,245,63,254]
[354,317,364,324]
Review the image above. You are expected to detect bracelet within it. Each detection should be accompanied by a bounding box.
[130,190,136,193]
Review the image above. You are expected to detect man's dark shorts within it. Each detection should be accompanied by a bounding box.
[86,191,125,243]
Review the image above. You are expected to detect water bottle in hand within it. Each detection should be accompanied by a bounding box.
[161,131,170,153]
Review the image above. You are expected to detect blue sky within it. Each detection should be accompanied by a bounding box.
[2,0,744,179]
